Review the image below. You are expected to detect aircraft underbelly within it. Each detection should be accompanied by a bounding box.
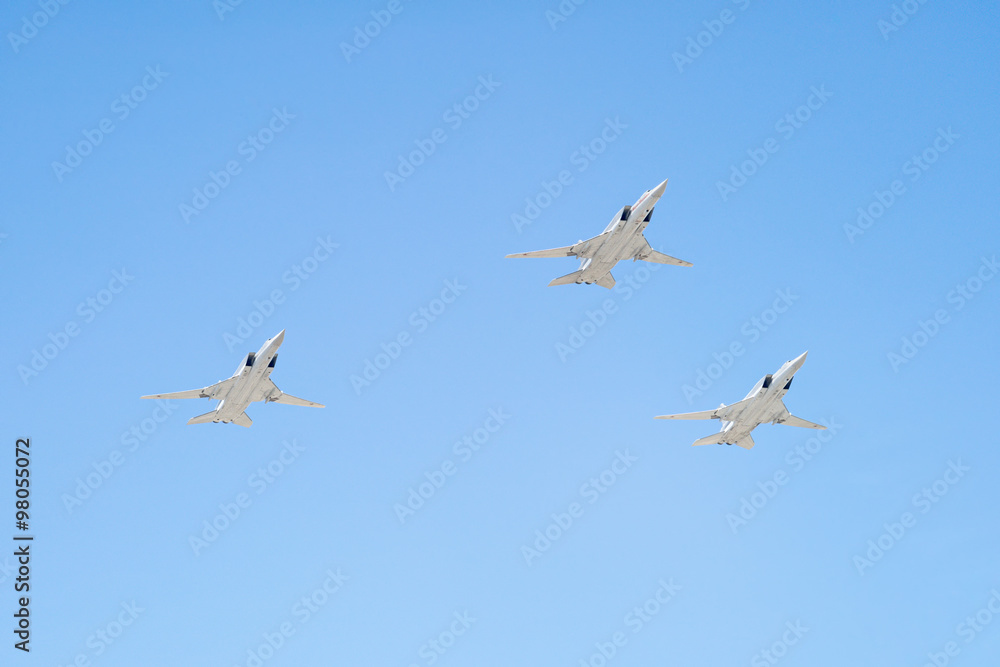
[581,259,614,282]
[603,225,638,258]
[579,227,638,281]
[217,378,256,419]
[731,394,780,430]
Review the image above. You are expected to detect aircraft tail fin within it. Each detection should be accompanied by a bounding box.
[734,435,755,450]
[596,273,615,289]
[187,410,219,425]
[548,270,584,287]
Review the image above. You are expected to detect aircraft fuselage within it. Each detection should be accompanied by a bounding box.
[212,332,283,423]
[717,353,805,443]
[575,187,662,284]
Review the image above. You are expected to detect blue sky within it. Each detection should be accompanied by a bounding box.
[2,0,999,665]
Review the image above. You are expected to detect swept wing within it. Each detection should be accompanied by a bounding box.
[635,239,692,267]
[774,409,826,429]
[506,233,610,260]
[141,377,237,401]
[254,379,324,407]
[505,245,576,259]
[654,398,753,422]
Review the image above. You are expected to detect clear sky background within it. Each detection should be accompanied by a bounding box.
[2,1,999,665]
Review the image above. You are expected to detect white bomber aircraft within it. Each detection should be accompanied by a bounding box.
[506,179,691,288]
[141,330,323,427]
[655,352,825,450]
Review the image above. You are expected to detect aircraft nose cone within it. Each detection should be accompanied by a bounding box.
[652,179,668,197]
[790,351,808,369]
[273,329,286,345]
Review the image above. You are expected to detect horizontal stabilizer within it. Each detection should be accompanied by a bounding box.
[693,433,754,449]
[187,410,218,425]
[232,412,252,428]
[548,270,584,287]
[506,245,576,259]
[693,433,726,446]
[596,273,615,289]
[271,392,324,408]
[778,414,826,429]
[641,249,692,267]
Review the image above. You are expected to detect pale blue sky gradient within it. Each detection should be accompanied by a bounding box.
[2,1,999,665]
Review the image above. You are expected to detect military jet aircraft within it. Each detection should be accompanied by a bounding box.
[141,330,323,427]
[505,179,691,288]
[655,352,824,450]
